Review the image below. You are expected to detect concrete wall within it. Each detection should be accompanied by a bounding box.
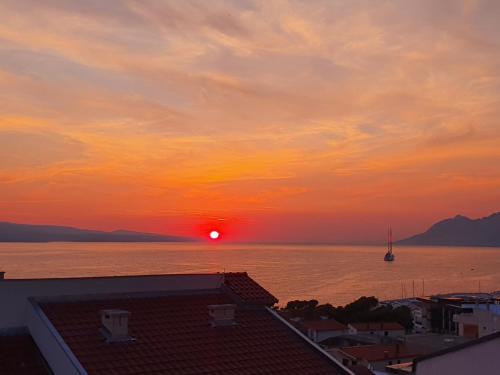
[0,274,223,329]
[415,337,500,375]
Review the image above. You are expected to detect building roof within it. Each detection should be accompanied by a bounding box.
[413,330,500,366]
[385,362,413,373]
[223,272,278,305]
[462,303,500,315]
[350,322,405,332]
[347,365,375,375]
[39,284,347,374]
[302,319,347,332]
[340,344,417,362]
[0,334,49,374]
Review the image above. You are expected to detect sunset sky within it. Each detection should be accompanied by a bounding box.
[1,0,500,243]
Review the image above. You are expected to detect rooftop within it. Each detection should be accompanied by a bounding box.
[0,334,49,374]
[350,322,405,332]
[347,365,375,375]
[6,272,351,375]
[223,272,278,305]
[339,344,417,362]
[461,303,500,315]
[413,330,500,366]
[302,319,348,332]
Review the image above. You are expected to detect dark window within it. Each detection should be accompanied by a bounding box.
[388,361,393,365]
[384,331,388,336]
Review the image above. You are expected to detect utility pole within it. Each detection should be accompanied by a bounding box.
[412,280,415,298]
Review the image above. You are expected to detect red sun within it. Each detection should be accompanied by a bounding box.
[209,230,220,240]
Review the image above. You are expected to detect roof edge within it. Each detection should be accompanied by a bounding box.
[1,272,225,282]
[33,288,223,304]
[266,307,355,375]
[28,299,88,374]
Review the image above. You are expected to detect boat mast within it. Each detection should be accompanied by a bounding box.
[388,226,393,254]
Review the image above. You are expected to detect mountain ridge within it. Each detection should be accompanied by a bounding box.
[397,212,500,247]
[0,222,193,242]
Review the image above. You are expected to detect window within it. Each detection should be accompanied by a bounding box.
[384,331,388,336]
[388,361,393,365]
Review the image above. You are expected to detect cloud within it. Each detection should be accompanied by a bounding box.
[0,0,500,241]
[0,130,86,168]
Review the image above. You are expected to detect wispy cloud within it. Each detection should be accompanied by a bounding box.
[1,0,499,241]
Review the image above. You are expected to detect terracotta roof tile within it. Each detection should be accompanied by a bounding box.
[41,291,346,374]
[223,272,278,305]
[0,334,49,374]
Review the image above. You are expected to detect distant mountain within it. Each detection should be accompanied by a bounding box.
[397,212,500,247]
[0,222,193,242]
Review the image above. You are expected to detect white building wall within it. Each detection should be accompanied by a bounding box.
[454,307,500,338]
[415,337,500,375]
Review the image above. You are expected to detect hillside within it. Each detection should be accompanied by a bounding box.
[397,212,500,247]
[0,222,192,242]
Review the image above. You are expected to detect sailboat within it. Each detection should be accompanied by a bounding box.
[384,226,395,262]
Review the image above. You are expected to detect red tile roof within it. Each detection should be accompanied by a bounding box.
[350,322,404,332]
[223,272,278,305]
[340,344,417,362]
[302,319,347,332]
[41,291,347,374]
[0,334,49,374]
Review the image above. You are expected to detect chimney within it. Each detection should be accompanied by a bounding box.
[208,304,236,327]
[100,309,131,342]
[0,271,4,280]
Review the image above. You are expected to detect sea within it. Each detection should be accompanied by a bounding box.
[0,242,499,306]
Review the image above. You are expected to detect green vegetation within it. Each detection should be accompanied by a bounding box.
[281,296,413,331]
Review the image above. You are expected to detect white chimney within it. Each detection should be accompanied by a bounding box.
[100,309,131,342]
[208,304,236,327]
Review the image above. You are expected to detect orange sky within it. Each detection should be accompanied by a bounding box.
[1,1,500,243]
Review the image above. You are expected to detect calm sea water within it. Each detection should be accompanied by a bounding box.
[0,243,498,306]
